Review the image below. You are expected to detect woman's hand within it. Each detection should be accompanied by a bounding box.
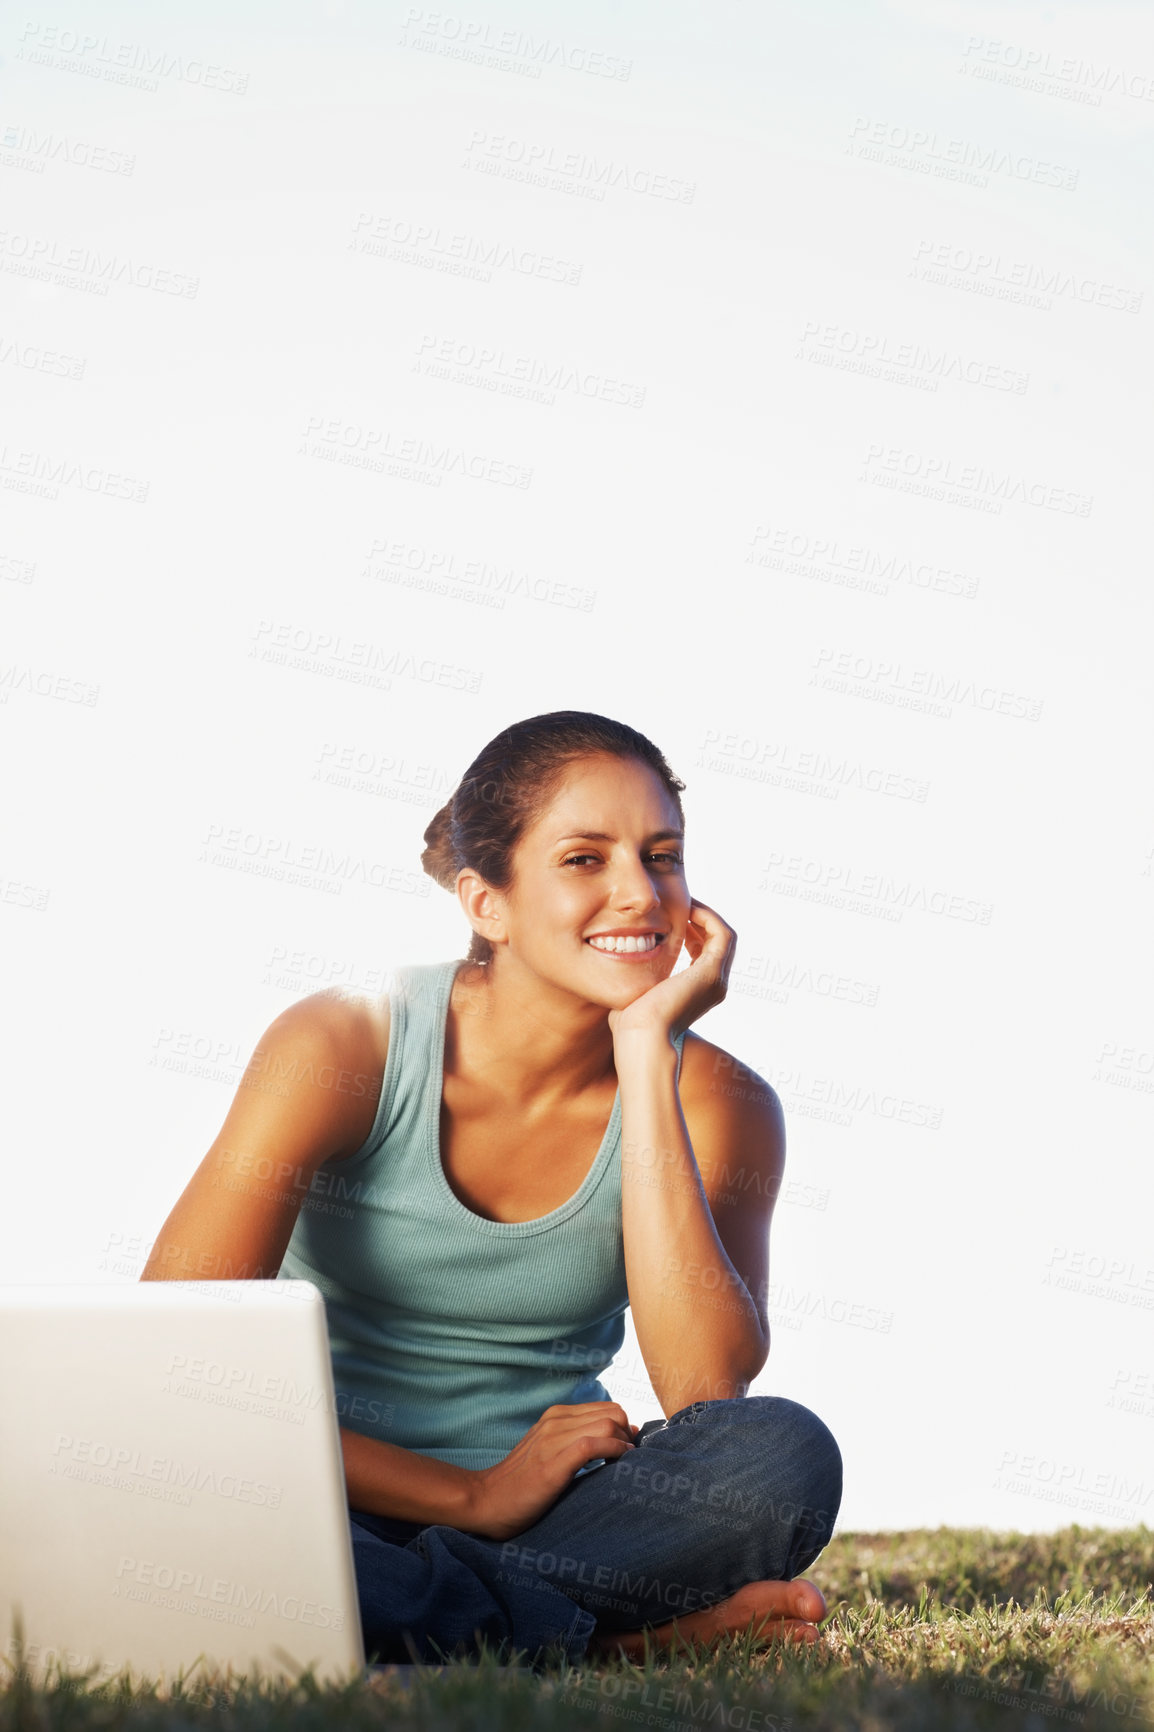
[607,898,736,1047]
[461,1402,640,1541]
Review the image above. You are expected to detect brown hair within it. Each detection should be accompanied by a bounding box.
[421,710,686,965]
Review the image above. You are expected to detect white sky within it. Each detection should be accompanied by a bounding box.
[2,0,1152,1533]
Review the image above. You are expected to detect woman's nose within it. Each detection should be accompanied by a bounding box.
[609,858,661,909]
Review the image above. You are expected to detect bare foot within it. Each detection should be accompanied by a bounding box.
[587,1579,827,1662]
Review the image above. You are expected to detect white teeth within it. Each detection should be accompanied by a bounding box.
[588,933,658,953]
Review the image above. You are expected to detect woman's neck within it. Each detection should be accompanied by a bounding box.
[450,956,618,1105]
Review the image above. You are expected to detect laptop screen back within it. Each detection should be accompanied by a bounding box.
[0,1281,365,1686]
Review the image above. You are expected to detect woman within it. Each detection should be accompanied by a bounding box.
[141,710,842,1668]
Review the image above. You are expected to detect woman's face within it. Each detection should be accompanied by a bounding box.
[483,752,691,1007]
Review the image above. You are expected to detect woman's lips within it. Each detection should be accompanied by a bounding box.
[585,934,667,963]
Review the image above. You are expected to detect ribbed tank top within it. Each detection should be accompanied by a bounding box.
[277,957,687,1470]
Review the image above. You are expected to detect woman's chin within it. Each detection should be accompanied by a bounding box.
[571,941,679,1007]
[606,971,668,1008]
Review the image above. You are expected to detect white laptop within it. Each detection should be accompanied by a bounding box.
[0,1281,367,1687]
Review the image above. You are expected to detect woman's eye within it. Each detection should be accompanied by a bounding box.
[561,852,683,867]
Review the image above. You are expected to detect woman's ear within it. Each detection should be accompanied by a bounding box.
[456,868,507,949]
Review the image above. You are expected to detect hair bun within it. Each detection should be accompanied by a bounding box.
[420,802,460,891]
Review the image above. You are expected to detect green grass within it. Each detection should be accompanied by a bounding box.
[4,1527,1152,1731]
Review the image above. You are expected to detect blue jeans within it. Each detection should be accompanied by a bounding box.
[350,1394,842,1669]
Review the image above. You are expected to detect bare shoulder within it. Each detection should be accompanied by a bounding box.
[678,1029,781,1112]
[252,986,390,1160]
[271,984,390,1075]
[677,1030,785,1181]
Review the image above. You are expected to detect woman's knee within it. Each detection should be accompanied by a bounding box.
[753,1393,840,1453]
[751,1395,840,1487]
[757,1397,842,1574]
[696,1393,839,1460]
[697,1395,843,1573]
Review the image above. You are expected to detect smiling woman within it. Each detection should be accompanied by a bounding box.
[141,709,842,1669]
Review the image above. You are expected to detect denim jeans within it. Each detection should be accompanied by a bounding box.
[350,1394,842,1670]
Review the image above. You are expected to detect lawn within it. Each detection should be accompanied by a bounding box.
[4,1526,1151,1731]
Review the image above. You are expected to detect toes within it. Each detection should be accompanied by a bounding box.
[736,1579,826,1625]
[772,1619,821,1645]
[790,1578,827,1622]
[736,1612,822,1648]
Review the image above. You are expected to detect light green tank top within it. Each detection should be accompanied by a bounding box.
[278,957,687,1470]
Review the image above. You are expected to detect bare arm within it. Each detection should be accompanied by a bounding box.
[617,1030,782,1415]
[140,990,484,1529]
[338,1428,476,1528]
[139,992,383,1281]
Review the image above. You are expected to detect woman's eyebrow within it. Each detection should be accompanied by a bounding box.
[554,830,684,844]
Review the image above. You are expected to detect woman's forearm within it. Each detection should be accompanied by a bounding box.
[339,1426,478,1529]
[616,1033,767,1414]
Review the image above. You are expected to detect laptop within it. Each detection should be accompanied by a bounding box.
[0,1281,368,1687]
